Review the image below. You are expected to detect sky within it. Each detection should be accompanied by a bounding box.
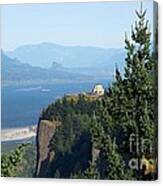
[1,0,154,51]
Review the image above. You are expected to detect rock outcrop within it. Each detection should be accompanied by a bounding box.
[35,119,59,177]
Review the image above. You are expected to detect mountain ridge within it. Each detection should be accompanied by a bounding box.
[1,52,93,85]
[6,42,125,69]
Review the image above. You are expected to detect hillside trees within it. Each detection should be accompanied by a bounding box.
[94,4,157,180]
[1,143,36,177]
[37,4,157,180]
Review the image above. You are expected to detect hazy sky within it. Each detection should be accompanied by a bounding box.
[1,0,153,51]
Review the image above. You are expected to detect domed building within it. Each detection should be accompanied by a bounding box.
[92,84,105,96]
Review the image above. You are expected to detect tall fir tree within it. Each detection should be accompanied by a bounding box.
[122,3,155,155]
[95,3,157,180]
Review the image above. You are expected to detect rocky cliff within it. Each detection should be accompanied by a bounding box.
[35,119,60,177]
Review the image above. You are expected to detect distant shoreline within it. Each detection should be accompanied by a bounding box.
[1,125,37,142]
[1,78,111,87]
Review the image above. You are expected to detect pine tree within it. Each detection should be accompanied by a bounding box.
[121,3,155,155]
[89,112,105,149]
[1,144,26,177]
[82,160,100,179]
[95,4,157,180]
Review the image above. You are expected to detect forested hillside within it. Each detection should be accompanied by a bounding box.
[1,5,157,180]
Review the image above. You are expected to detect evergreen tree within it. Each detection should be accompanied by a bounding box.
[83,160,100,179]
[94,4,157,180]
[1,144,26,177]
[121,3,155,154]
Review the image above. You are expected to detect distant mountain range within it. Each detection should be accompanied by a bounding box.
[2,43,126,85]
[7,42,125,69]
[1,51,92,85]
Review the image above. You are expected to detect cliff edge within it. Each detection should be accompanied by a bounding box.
[35,119,59,177]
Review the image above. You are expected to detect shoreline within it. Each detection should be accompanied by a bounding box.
[1,125,37,142]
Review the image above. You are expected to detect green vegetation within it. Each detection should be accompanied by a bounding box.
[1,143,36,177]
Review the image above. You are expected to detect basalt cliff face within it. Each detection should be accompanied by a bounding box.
[35,119,60,177]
